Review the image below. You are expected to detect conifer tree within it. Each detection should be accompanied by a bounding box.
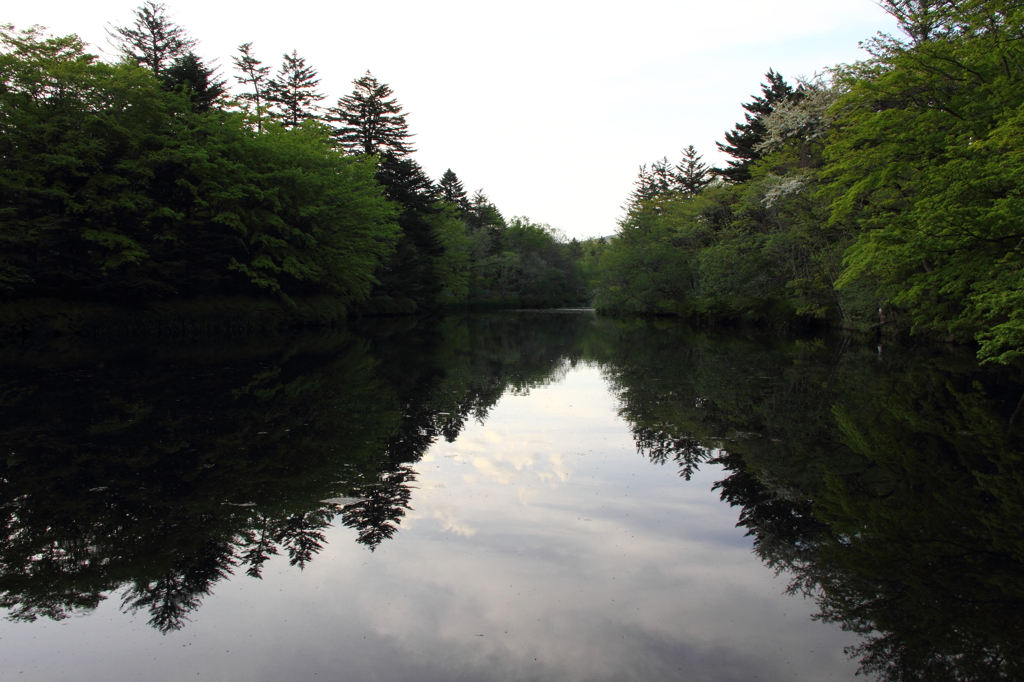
[266,51,323,129]
[161,53,226,113]
[372,154,445,304]
[716,70,798,183]
[232,42,270,130]
[465,190,506,253]
[626,157,675,208]
[438,169,470,212]
[675,146,713,197]
[328,71,414,156]
[108,1,196,76]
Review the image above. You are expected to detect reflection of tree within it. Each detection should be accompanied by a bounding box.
[0,331,397,633]
[343,464,417,550]
[602,322,1024,681]
[121,540,235,633]
[0,312,602,632]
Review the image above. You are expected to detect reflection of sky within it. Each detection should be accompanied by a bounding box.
[0,364,859,681]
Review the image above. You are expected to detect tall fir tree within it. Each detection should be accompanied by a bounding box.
[465,190,506,253]
[232,42,270,131]
[266,51,323,129]
[438,169,470,212]
[716,70,798,183]
[327,74,442,307]
[675,145,713,197]
[108,1,196,76]
[328,71,414,156]
[161,53,226,113]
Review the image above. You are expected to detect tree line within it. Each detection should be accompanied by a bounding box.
[0,2,588,315]
[591,0,1024,365]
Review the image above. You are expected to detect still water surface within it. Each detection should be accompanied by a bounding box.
[1,312,1021,681]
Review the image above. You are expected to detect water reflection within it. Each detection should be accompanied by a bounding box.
[0,314,594,632]
[1,315,1023,680]
[599,324,1024,681]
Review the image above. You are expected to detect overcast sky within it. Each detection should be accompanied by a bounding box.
[7,1,900,239]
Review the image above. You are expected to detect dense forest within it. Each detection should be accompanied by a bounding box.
[4,0,1024,364]
[0,2,588,317]
[596,0,1024,366]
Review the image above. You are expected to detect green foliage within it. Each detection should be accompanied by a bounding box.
[427,201,472,302]
[592,2,1024,362]
[161,52,226,113]
[827,1,1024,360]
[596,166,846,325]
[0,26,398,306]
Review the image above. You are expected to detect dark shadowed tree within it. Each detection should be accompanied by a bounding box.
[328,71,414,156]
[161,53,226,113]
[465,189,506,249]
[266,50,323,129]
[373,154,446,303]
[438,168,470,212]
[108,1,196,76]
[232,42,270,130]
[717,70,798,183]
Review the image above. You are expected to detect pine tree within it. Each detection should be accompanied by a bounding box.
[627,164,657,207]
[266,51,323,129]
[626,157,675,208]
[161,53,226,113]
[675,146,713,197]
[232,42,270,130]
[328,71,414,156]
[465,189,506,254]
[716,70,798,183]
[438,169,470,212]
[108,1,196,76]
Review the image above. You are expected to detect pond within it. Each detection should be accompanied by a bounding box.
[1,312,1021,681]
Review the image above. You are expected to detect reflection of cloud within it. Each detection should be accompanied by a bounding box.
[517,487,539,506]
[0,364,860,682]
[429,506,477,537]
[441,429,574,489]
